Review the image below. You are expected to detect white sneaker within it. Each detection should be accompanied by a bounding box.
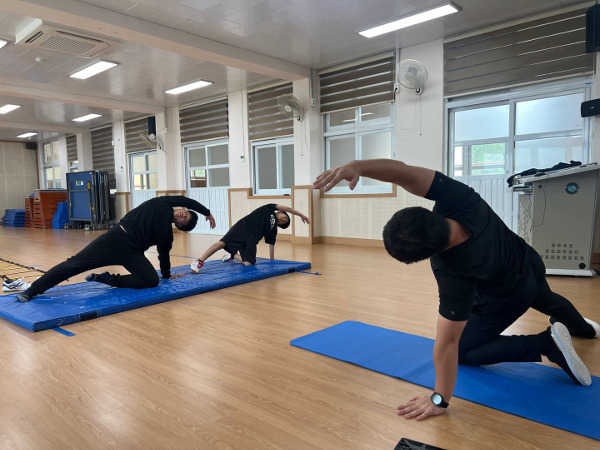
[190,259,204,274]
[222,254,234,262]
[2,278,31,292]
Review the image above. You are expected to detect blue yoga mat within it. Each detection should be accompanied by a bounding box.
[291,321,599,441]
[0,258,310,332]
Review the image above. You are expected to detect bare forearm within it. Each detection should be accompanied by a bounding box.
[269,244,275,259]
[275,204,304,217]
[432,339,459,401]
[353,160,435,197]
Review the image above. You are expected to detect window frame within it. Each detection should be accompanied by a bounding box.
[323,102,395,195]
[252,137,294,196]
[446,79,592,178]
[128,150,158,191]
[42,141,61,189]
[185,139,230,190]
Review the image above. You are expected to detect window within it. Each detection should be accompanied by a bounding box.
[42,141,61,188]
[129,151,158,190]
[187,141,230,189]
[323,102,394,194]
[449,89,588,177]
[252,138,294,195]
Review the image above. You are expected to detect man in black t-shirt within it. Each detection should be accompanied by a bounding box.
[314,159,598,421]
[192,203,310,271]
[16,196,215,302]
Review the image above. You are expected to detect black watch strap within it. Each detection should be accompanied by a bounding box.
[431,392,449,408]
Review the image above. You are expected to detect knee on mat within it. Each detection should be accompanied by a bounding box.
[140,272,160,288]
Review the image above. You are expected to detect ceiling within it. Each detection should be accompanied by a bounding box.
[0,0,589,142]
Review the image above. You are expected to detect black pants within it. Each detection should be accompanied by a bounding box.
[27,225,159,297]
[458,251,592,365]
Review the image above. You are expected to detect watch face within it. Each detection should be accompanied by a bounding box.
[431,393,442,405]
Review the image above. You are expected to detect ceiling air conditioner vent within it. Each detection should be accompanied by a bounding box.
[15,20,117,58]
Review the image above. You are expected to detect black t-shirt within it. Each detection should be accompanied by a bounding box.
[119,196,210,278]
[425,172,531,321]
[244,203,278,245]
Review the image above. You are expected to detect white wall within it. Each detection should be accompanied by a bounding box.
[396,40,444,171]
[228,90,252,188]
[0,141,38,213]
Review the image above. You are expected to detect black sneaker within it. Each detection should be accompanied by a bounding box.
[16,292,31,302]
[544,323,592,386]
[85,271,112,285]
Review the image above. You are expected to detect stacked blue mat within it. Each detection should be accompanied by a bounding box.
[291,321,600,441]
[1,209,25,227]
[0,258,310,332]
[52,202,69,229]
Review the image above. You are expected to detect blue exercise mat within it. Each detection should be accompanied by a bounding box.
[0,258,310,332]
[291,321,599,441]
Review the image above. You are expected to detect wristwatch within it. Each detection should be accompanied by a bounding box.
[431,392,449,408]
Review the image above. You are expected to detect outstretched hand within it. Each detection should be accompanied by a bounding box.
[397,395,446,421]
[313,161,360,192]
[300,214,310,224]
[206,214,216,229]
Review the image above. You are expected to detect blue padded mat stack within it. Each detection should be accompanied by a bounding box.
[52,202,69,229]
[0,258,310,332]
[1,209,25,227]
[291,321,600,441]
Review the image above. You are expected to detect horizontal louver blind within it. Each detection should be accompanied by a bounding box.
[66,134,77,162]
[248,84,293,141]
[444,8,593,97]
[180,99,228,144]
[320,57,394,114]
[125,117,150,153]
[91,126,115,189]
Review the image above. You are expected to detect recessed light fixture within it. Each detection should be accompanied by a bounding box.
[0,104,21,114]
[0,39,8,49]
[359,3,460,38]
[17,132,37,138]
[73,113,102,122]
[70,61,119,80]
[165,80,213,95]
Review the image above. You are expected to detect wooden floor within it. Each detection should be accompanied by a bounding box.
[0,226,598,449]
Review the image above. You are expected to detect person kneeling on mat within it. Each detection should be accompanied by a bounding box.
[16,196,216,302]
[192,203,309,271]
[314,159,598,421]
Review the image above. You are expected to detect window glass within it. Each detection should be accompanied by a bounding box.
[148,172,158,189]
[208,144,228,165]
[470,143,506,175]
[454,105,509,141]
[147,153,158,171]
[52,142,59,161]
[189,148,206,167]
[328,136,355,186]
[514,136,583,173]
[280,144,295,189]
[360,131,391,185]
[516,93,583,135]
[208,168,229,187]
[360,103,392,123]
[453,146,463,177]
[329,109,355,127]
[257,146,277,190]
[132,155,146,172]
[190,169,207,188]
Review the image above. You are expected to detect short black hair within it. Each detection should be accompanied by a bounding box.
[382,207,450,264]
[177,210,198,232]
[277,211,291,229]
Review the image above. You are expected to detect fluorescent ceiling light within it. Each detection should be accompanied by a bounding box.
[73,113,102,122]
[70,61,119,80]
[0,104,21,114]
[165,80,213,95]
[17,132,37,138]
[0,39,8,49]
[359,3,459,38]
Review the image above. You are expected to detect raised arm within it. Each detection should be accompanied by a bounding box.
[313,159,436,198]
[275,204,310,224]
[161,195,215,228]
